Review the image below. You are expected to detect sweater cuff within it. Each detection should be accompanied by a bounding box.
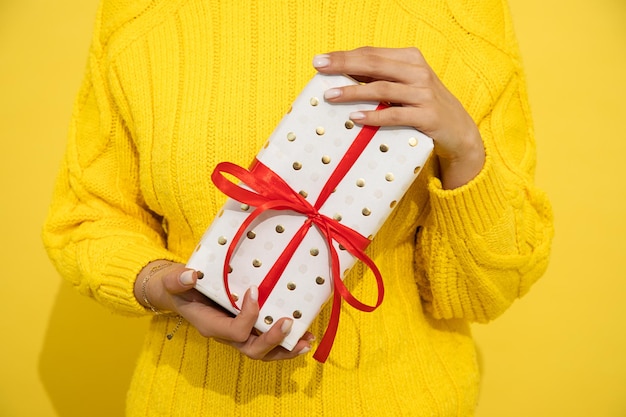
[427,153,512,238]
[98,242,186,316]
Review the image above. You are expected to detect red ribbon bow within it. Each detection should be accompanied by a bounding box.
[211,104,387,362]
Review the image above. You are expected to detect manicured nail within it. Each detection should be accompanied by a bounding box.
[324,88,341,99]
[180,270,194,285]
[312,54,330,68]
[281,319,293,334]
[196,270,204,279]
[349,111,366,120]
[249,285,258,302]
[298,346,311,355]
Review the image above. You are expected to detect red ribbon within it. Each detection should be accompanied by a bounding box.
[211,104,387,362]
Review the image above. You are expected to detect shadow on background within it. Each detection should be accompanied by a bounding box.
[39,280,149,417]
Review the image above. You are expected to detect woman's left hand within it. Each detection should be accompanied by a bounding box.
[312,46,485,189]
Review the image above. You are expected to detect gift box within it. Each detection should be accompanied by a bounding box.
[187,73,433,361]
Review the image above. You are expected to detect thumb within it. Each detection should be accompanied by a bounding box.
[161,266,203,294]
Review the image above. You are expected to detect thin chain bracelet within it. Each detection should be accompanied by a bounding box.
[167,316,184,340]
[141,262,185,340]
[141,262,173,314]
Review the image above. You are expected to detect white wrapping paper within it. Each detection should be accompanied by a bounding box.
[187,73,433,351]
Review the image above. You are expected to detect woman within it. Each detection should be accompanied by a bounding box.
[43,0,553,415]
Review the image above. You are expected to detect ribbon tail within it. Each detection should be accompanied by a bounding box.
[325,219,385,311]
[332,249,385,312]
[311,224,344,362]
[313,287,342,363]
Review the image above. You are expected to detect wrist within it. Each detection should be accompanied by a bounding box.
[135,260,176,314]
[438,129,485,190]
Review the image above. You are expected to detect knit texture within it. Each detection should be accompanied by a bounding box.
[42,0,554,415]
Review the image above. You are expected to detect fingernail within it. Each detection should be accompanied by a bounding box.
[196,270,204,279]
[324,88,341,99]
[249,285,258,302]
[298,346,311,355]
[281,319,293,334]
[180,270,194,285]
[312,54,330,68]
[349,111,366,120]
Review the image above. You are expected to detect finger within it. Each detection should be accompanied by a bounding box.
[189,286,259,343]
[318,46,426,68]
[353,46,426,64]
[314,53,408,83]
[258,337,313,361]
[233,317,294,359]
[179,289,315,361]
[231,286,260,330]
[323,81,434,107]
[234,320,314,361]
[142,263,199,312]
[263,331,315,360]
[313,47,426,82]
[349,105,438,132]
[160,266,204,295]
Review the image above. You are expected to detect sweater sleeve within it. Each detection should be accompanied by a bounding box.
[42,28,183,316]
[415,54,554,323]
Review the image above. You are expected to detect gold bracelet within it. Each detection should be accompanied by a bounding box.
[167,316,184,340]
[141,262,173,314]
[140,262,185,340]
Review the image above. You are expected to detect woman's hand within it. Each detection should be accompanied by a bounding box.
[312,46,485,189]
[134,261,314,361]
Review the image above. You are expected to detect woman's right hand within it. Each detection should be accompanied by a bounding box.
[134,261,314,361]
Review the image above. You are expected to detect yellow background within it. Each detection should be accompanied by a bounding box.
[1,0,624,415]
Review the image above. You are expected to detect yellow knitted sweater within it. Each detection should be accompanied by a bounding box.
[43,0,554,415]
